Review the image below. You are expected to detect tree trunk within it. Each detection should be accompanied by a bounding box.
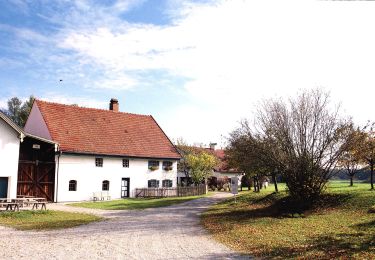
[253,177,259,192]
[258,178,261,191]
[272,173,279,193]
[371,161,374,190]
[350,176,353,187]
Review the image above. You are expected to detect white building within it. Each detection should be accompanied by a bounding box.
[24,98,181,202]
[0,112,24,198]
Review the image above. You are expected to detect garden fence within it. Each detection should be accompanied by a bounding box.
[135,184,206,198]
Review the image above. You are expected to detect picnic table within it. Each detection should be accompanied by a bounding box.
[0,197,47,211]
[29,198,47,210]
[0,198,20,211]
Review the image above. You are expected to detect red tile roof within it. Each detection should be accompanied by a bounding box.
[34,100,181,159]
[187,146,242,173]
[211,149,243,173]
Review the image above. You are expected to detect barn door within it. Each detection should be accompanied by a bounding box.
[17,160,55,201]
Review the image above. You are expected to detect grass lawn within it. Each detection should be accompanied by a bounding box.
[69,194,207,210]
[0,210,102,231]
[201,181,375,259]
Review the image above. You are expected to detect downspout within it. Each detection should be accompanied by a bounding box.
[55,146,61,203]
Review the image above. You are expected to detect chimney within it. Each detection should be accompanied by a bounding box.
[209,142,217,150]
[109,98,119,112]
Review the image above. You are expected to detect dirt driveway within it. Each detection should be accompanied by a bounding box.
[0,193,250,259]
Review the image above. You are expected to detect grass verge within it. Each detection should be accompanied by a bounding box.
[0,210,102,231]
[201,182,375,259]
[69,194,207,210]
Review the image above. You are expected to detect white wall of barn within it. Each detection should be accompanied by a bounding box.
[55,154,178,202]
[0,119,20,198]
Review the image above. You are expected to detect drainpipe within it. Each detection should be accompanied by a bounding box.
[55,148,61,203]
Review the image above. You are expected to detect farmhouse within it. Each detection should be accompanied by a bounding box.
[23,98,181,202]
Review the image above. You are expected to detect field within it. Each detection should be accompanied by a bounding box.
[0,210,102,230]
[69,194,207,210]
[201,182,375,259]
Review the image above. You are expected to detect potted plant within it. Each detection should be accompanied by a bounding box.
[163,166,173,171]
[149,165,159,171]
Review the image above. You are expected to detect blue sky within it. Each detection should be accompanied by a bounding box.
[1,0,375,146]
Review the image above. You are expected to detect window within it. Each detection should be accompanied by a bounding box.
[122,159,129,168]
[148,160,160,170]
[163,161,173,171]
[148,179,159,188]
[162,179,173,188]
[95,158,103,167]
[102,180,110,191]
[69,180,77,191]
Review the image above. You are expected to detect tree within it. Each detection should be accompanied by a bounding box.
[3,96,34,127]
[338,127,364,186]
[226,128,279,193]
[228,89,351,205]
[176,139,196,186]
[185,152,218,185]
[240,174,251,190]
[356,124,375,190]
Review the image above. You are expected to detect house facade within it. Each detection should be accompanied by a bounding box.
[24,98,181,202]
[0,112,24,198]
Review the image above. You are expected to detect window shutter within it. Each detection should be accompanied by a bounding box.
[156,180,160,187]
[148,180,152,188]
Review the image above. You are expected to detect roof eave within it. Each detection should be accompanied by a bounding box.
[0,111,25,138]
[60,150,181,160]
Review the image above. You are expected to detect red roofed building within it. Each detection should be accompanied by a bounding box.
[24,98,181,202]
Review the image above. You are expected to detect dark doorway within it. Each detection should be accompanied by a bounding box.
[0,177,8,198]
[17,137,55,201]
[121,178,130,198]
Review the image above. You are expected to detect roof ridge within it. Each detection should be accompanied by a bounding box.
[35,99,151,117]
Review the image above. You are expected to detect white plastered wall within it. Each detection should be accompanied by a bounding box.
[55,154,178,202]
[0,119,20,198]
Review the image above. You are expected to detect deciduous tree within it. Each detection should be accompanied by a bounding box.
[356,124,375,190]
[3,96,34,127]
[338,127,364,186]
[185,152,218,184]
[228,89,352,205]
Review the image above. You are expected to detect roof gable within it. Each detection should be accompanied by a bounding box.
[33,100,181,159]
[0,111,24,137]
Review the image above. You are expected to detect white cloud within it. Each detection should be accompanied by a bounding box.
[0,98,7,110]
[40,93,107,109]
[4,0,375,145]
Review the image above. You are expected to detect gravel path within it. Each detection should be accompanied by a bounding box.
[0,193,250,260]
